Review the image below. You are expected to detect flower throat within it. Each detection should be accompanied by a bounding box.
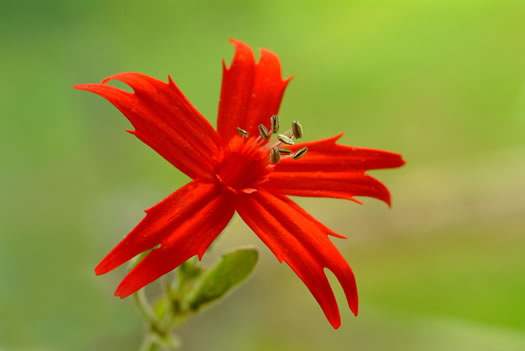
[215,115,309,193]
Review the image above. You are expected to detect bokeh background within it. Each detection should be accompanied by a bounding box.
[2,0,525,350]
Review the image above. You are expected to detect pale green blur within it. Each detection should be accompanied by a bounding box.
[1,0,524,350]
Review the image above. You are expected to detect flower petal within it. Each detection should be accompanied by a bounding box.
[236,190,358,329]
[217,39,291,143]
[95,179,229,276]
[75,72,220,179]
[264,134,405,205]
[265,171,391,205]
[113,182,235,298]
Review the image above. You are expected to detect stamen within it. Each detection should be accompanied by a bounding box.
[293,147,308,160]
[270,147,281,164]
[279,148,292,155]
[258,124,269,140]
[277,134,294,145]
[236,127,249,137]
[270,115,279,134]
[292,120,303,139]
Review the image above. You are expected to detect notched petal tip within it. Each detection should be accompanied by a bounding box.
[237,192,358,328]
[225,39,255,71]
[218,39,291,141]
[76,72,220,179]
[257,47,293,85]
[266,131,403,207]
[106,185,236,299]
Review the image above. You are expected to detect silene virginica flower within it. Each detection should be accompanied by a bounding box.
[75,39,405,328]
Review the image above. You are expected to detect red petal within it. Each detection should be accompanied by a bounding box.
[217,39,291,143]
[265,172,391,204]
[113,182,235,298]
[95,179,228,275]
[236,191,358,329]
[265,134,405,205]
[75,73,220,179]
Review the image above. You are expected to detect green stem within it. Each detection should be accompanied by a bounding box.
[134,287,182,350]
[139,335,160,351]
[133,289,164,336]
[133,290,155,323]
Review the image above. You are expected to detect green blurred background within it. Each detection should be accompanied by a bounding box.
[2,0,525,350]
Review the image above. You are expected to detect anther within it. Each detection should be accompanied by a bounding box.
[270,115,279,134]
[270,147,281,164]
[277,134,294,145]
[279,148,292,155]
[258,124,269,140]
[293,147,308,160]
[292,120,303,139]
[236,127,249,137]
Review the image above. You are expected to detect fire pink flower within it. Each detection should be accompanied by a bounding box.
[75,39,404,328]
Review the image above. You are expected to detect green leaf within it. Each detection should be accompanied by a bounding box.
[179,258,204,280]
[153,296,169,320]
[187,248,258,311]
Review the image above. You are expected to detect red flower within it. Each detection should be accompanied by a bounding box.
[75,39,404,328]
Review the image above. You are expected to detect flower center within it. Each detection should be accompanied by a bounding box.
[214,115,309,194]
[215,135,272,193]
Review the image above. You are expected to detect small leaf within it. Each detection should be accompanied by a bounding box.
[178,258,205,285]
[153,296,169,320]
[187,248,258,311]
